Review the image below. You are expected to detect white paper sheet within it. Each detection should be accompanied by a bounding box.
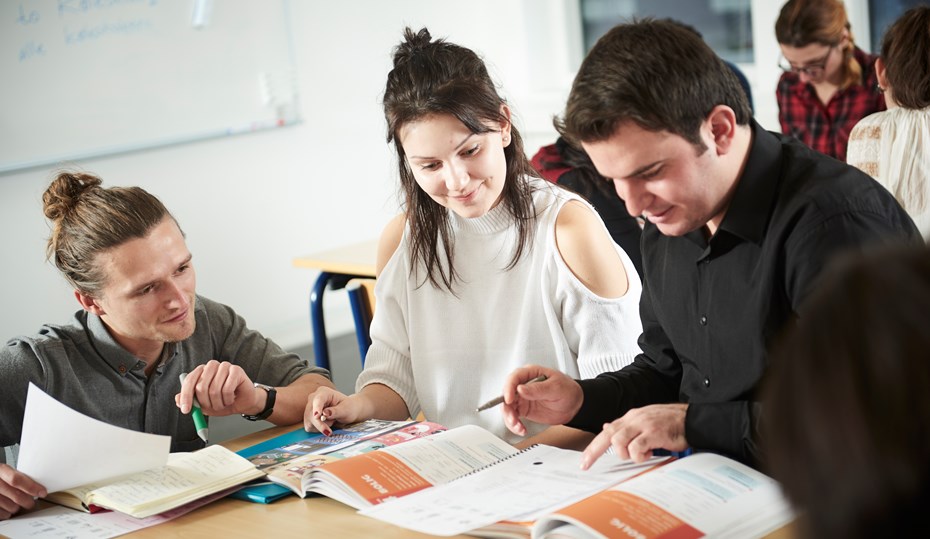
[0,488,234,539]
[16,383,171,493]
[360,445,666,536]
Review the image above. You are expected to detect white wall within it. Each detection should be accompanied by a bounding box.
[0,0,575,353]
[0,0,867,357]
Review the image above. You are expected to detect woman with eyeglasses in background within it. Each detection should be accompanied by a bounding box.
[775,0,885,161]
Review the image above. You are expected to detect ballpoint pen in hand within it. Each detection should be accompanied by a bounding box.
[180,372,209,443]
[475,375,548,413]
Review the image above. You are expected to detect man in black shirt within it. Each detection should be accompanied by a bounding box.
[499,19,919,467]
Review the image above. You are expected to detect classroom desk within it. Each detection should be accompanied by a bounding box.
[6,424,795,538]
[292,240,378,371]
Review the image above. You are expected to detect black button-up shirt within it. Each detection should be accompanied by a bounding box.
[569,121,919,465]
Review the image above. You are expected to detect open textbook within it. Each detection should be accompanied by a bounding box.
[360,443,667,537]
[292,424,522,509]
[363,449,793,538]
[16,384,264,519]
[237,419,447,500]
[530,453,794,539]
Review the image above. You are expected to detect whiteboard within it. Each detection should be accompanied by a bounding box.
[0,0,300,174]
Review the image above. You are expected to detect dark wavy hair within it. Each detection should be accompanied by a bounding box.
[382,27,537,292]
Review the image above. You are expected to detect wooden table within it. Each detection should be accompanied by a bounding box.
[5,424,795,538]
[292,240,378,371]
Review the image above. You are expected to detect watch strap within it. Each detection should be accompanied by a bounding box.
[242,383,276,421]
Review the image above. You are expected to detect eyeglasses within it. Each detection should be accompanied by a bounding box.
[778,46,835,77]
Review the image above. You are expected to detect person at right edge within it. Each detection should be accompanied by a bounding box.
[775,0,884,162]
[847,6,930,241]
[498,18,919,469]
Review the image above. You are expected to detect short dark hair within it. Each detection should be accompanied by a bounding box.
[881,6,930,110]
[557,18,752,151]
[762,246,930,538]
[43,171,175,295]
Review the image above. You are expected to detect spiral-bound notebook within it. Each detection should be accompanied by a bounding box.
[359,443,666,537]
[296,424,519,510]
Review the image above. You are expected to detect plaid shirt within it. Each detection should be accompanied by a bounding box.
[777,47,885,162]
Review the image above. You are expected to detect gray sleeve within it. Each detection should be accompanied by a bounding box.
[0,339,47,448]
[200,297,330,386]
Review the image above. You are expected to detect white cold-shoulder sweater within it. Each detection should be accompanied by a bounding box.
[357,178,643,443]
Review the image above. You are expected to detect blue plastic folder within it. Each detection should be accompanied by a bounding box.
[230,427,322,504]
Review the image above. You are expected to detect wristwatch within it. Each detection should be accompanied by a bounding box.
[242,383,277,421]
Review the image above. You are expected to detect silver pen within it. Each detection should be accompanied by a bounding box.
[475,375,548,412]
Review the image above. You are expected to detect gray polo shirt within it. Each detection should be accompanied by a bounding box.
[0,295,328,454]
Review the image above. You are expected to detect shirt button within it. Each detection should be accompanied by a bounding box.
[118,365,127,374]
[704,377,711,387]
[699,315,707,326]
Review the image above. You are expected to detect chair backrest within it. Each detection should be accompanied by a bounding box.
[346,278,376,365]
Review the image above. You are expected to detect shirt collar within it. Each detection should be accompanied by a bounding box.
[714,120,782,246]
[85,310,179,376]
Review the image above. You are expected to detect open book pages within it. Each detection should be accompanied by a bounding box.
[240,420,447,498]
[532,453,794,539]
[302,424,518,509]
[359,444,667,537]
[45,445,263,519]
[0,487,239,539]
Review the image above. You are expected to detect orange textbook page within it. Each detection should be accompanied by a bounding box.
[303,424,518,510]
[549,490,702,539]
[318,450,434,504]
[532,452,794,539]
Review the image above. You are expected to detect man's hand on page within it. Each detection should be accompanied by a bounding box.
[581,403,689,469]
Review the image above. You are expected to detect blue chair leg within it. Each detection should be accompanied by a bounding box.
[309,272,369,371]
[347,284,373,365]
[310,272,333,371]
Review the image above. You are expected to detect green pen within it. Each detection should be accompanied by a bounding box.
[179,372,209,443]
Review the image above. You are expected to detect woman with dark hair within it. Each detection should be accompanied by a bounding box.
[762,246,930,538]
[305,28,642,448]
[776,0,885,161]
[848,6,930,240]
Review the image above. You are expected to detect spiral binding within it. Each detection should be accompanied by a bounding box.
[454,443,543,481]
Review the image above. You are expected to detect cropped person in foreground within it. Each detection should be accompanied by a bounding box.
[763,246,930,538]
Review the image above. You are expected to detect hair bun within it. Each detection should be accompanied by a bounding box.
[43,172,102,222]
[393,27,434,67]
